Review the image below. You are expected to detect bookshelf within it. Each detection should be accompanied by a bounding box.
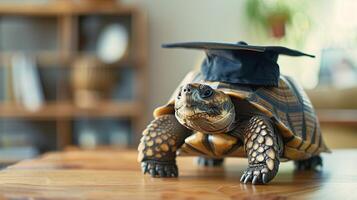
[0,1,147,153]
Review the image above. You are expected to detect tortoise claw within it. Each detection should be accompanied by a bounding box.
[241,163,278,185]
[262,173,268,184]
[252,176,258,184]
[244,174,252,183]
[156,164,166,177]
[240,172,246,182]
[141,162,149,174]
[149,168,157,177]
[141,161,178,178]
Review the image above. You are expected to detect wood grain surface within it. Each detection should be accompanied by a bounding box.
[0,149,356,200]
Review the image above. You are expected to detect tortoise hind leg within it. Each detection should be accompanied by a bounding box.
[197,157,224,167]
[240,116,283,184]
[294,155,322,171]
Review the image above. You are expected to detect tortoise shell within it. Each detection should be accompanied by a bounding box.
[154,71,330,160]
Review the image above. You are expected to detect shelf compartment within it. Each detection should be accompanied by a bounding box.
[0,16,58,51]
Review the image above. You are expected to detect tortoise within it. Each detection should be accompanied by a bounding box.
[138,42,330,184]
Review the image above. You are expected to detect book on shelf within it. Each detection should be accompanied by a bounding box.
[3,65,14,102]
[10,53,44,110]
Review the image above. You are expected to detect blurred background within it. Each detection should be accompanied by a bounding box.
[0,0,356,166]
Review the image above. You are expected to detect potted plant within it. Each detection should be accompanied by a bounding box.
[245,0,292,39]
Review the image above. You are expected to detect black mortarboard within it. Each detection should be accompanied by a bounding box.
[162,41,315,87]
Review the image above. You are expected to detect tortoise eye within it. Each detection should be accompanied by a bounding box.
[201,88,213,98]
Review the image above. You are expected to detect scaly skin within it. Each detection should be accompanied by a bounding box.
[175,83,235,134]
[138,114,191,177]
[240,116,283,184]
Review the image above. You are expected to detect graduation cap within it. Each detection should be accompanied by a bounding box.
[162,41,315,87]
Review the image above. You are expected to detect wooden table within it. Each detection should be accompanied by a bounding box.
[0,149,356,200]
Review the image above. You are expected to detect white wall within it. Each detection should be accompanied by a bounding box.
[121,0,248,121]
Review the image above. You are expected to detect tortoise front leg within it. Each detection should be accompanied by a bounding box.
[241,116,283,184]
[138,114,191,177]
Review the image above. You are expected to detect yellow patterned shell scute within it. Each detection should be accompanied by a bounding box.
[178,132,241,158]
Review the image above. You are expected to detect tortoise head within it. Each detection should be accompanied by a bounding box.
[174,83,235,134]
